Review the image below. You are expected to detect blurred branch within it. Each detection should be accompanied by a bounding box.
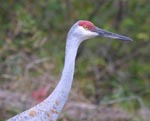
[25,57,50,76]
[88,1,102,20]
[26,57,50,70]
[116,41,149,67]
[113,0,128,30]
[64,0,72,21]
[100,95,145,108]
[88,0,111,20]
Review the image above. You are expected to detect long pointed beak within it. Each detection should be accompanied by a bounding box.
[94,27,133,41]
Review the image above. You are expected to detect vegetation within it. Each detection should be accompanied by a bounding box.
[0,0,149,120]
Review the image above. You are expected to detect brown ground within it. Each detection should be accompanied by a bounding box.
[0,73,149,121]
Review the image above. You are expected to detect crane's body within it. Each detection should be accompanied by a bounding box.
[8,20,132,121]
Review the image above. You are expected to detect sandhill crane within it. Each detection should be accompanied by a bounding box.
[8,20,132,121]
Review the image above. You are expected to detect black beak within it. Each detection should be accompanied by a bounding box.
[94,27,133,41]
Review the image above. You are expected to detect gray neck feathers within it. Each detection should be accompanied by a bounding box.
[56,36,80,98]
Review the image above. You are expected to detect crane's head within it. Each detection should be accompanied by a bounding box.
[67,20,132,43]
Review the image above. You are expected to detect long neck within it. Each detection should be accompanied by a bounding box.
[56,37,80,95]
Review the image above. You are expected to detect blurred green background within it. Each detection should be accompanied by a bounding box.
[0,0,149,121]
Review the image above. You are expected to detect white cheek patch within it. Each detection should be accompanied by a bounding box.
[78,26,98,38]
[85,30,98,37]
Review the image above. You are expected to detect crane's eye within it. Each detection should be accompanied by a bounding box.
[83,25,89,30]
